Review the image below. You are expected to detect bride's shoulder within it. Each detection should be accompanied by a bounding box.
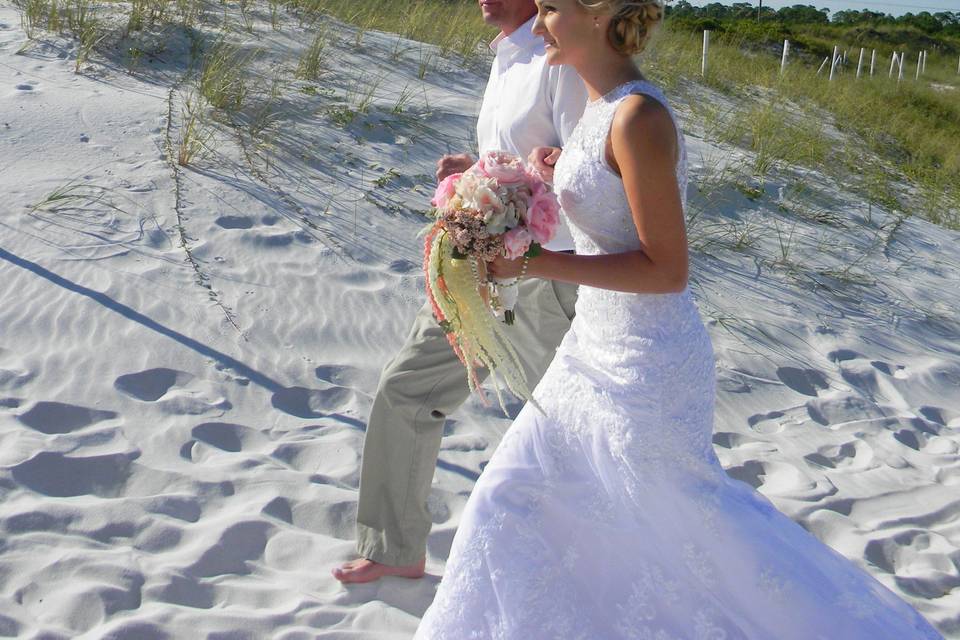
[610,93,678,160]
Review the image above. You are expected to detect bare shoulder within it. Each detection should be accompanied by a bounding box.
[610,93,678,162]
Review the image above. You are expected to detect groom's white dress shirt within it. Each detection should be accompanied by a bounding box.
[477,16,587,253]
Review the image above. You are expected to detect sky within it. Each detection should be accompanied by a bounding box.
[681,0,958,17]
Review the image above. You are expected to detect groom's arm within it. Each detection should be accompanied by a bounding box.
[551,64,588,145]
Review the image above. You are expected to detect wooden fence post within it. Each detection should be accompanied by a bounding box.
[829,45,840,81]
[856,47,865,78]
[916,51,922,80]
[870,49,876,76]
[780,39,789,75]
[702,30,710,77]
[817,56,829,75]
[889,51,898,78]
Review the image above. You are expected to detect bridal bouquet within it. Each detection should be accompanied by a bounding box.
[423,150,561,410]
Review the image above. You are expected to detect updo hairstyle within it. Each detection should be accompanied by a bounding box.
[576,0,664,56]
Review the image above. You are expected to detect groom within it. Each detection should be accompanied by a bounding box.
[333,0,587,583]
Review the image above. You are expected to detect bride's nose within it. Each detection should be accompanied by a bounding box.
[532,13,546,36]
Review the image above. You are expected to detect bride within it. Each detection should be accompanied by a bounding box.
[414,0,942,638]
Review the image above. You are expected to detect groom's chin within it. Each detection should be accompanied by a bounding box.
[479,3,500,23]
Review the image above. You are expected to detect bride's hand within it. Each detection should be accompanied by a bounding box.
[528,146,562,183]
[487,255,526,280]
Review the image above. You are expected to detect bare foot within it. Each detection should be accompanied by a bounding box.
[332,557,426,584]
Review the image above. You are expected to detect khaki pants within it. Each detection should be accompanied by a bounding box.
[356,277,578,566]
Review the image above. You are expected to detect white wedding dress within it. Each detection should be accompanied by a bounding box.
[414,81,942,640]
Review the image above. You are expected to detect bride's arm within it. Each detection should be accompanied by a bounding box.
[490,96,688,295]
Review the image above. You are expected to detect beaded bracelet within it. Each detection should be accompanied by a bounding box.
[519,255,530,279]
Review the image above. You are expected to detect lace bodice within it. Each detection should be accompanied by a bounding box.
[553,80,688,256]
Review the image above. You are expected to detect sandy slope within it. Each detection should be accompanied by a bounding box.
[1,5,958,638]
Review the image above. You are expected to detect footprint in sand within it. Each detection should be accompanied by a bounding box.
[115,368,230,415]
[746,410,788,434]
[712,431,777,452]
[776,366,830,397]
[17,401,118,435]
[803,440,875,471]
[115,368,185,401]
[864,530,960,599]
[271,384,354,419]
[214,215,254,230]
[388,258,418,274]
[261,496,293,524]
[892,425,958,455]
[148,574,215,609]
[186,521,272,578]
[181,422,271,462]
[11,451,139,498]
[919,405,954,426]
[827,349,863,363]
[870,360,909,379]
[805,394,883,428]
[246,230,298,248]
[191,422,251,452]
[726,460,817,496]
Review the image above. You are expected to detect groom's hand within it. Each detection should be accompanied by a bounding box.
[529,146,562,183]
[436,153,474,182]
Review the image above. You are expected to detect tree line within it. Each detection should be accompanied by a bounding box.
[667,2,960,37]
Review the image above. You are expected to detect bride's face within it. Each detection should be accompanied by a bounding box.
[533,0,607,66]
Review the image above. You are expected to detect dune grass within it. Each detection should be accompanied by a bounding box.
[288,0,495,62]
[645,24,960,228]
[10,0,958,229]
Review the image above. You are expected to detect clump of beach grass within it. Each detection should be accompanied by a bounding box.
[177,89,213,166]
[198,36,257,112]
[296,25,329,81]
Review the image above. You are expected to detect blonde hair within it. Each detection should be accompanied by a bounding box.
[577,0,663,55]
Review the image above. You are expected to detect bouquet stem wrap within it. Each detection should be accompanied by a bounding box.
[424,227,537,413]
[491,278,519,325]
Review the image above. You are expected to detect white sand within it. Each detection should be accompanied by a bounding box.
[1,6,958,638]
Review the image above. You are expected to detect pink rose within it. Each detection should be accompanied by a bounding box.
[526,190,560,245]
[432,173,461,209]
[529,177,548,198]
[502,226,532,260]
[478,151,526,184]
[524,168,547,193]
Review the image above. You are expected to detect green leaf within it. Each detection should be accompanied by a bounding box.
[524,242,542,258]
